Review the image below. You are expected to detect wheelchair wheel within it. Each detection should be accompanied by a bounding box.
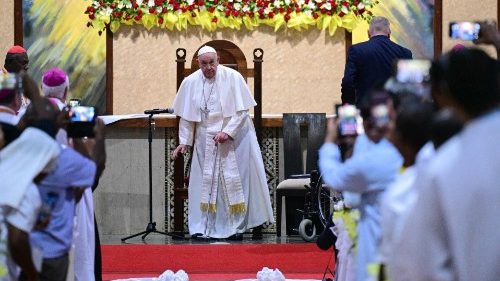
[316,176,342,227]
[298,218,316,242]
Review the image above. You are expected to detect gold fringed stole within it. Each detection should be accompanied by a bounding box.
[200,203,217,213]
[200,202,246,214]
[228,202,246,214]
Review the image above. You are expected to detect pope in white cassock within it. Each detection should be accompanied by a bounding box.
[172,45,274,239]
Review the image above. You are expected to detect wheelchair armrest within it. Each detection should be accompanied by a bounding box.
[289,174,311,179]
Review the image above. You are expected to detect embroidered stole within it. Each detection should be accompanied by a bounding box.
[200,112,246,214]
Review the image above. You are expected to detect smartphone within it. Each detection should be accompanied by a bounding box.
[67,106,96,138]
[336,104,359,136]
[69,98,81,108]
[396,59,431,84]
[371,104,390,127]
[449,21,481,41]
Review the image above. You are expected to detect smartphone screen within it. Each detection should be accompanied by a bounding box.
[336,104,359,136]
[69,106,95,122]
[396,59,431,84]
[67,106,96,138]
[449,21,480,41]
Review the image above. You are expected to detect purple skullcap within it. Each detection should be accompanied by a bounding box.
[451,44,466,52]
[41,68,69,99]
[42,68,67,87]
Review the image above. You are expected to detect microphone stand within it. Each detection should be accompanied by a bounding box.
[121,112,185,241]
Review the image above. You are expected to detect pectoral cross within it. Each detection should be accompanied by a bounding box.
[201,105,209,119]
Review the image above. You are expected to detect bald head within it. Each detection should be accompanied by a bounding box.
[369,16,391,38]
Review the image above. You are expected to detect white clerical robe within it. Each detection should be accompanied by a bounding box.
[72,188,95,281]
[391,111,500,281]
[0,128,59,281]
[173,65,274,238]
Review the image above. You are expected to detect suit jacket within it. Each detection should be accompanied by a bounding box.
[341,35,412,105]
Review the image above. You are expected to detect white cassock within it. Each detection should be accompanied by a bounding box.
[0,128,60,280]
[72,188,95,281]
[173,65,274,238]
[332,210,358,281]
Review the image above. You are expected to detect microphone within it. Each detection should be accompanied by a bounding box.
[144,108,174,115]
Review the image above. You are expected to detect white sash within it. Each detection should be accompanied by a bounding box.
[199,112,246,214]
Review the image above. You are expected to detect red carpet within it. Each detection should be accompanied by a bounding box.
[102,244,334,280]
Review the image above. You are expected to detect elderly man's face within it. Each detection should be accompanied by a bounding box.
[198,53,218,79]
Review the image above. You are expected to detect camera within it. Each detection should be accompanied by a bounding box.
[68,98,81,108]
[335,104,360,136]
[67,106,96,138]
[449,21,481,41]
[386,59,432,98]
[371,104,390,127]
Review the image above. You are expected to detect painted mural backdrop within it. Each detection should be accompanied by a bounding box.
[353,0,434,59]
[23,0,106,114]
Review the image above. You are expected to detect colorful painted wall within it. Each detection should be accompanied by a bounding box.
[352,0,434,58]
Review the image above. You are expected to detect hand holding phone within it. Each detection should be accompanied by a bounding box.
[67,106,97,138]
[336,104,359,136]
[473,21,500,45]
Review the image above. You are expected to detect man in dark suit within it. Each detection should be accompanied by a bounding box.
[341,16,413,105]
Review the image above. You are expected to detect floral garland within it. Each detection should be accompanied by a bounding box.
[85,0,377,36]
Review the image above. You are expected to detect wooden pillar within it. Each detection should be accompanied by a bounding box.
[434,0,443,58]
[253,48,264,146]
[106,27,113,114]
[173,48,187,233]
[14,0,23,46]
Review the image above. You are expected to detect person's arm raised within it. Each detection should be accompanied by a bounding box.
[474,21,500,59]
[89,119,106,191]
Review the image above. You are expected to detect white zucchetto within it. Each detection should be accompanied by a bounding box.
[197,45,217,56]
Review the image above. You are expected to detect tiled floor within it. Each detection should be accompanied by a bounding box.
[101,233,309,245]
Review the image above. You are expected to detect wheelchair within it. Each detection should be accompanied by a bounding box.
[296,170,343,242]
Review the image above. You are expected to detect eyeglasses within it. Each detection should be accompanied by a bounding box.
[199,61,218,69]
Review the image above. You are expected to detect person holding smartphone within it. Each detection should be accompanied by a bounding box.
[319,89,403,281]
[38,68,104,281]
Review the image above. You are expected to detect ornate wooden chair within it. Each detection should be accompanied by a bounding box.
[172,40,264,233]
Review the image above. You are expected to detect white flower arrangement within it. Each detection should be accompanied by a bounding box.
[256,267,285,281]
[334,200,345,211]
[154,269,189,281]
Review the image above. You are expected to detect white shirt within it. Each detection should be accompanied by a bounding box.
[0,184,42,281]
[380,142,435,267]
[392,111,500,281]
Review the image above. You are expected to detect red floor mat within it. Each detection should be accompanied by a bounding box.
[102,244,334,280]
